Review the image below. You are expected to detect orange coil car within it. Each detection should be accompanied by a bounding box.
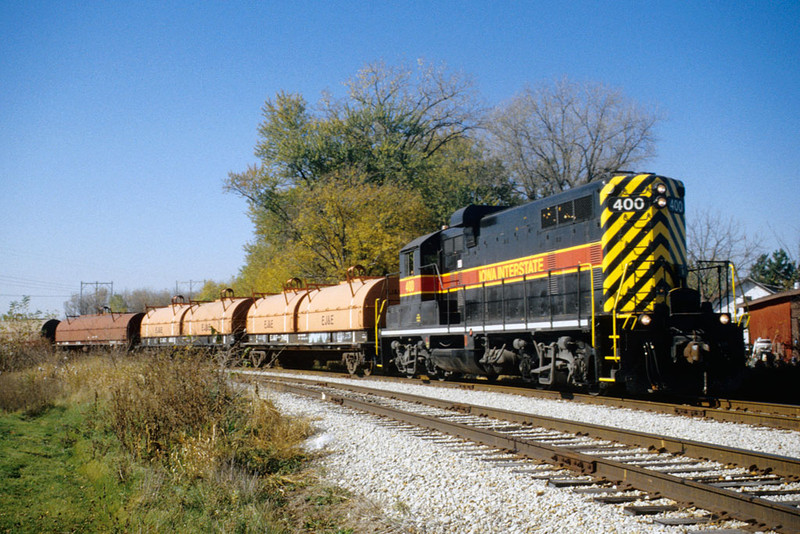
[181,289,253,347]
[140,296,193,348]
[242,267,398,373]
[299,274,397,340]
[246,278,309,343]
[55,311,144,350]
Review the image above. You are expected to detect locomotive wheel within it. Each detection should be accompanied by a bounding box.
[437,371,460,381]
[588,381,610,396]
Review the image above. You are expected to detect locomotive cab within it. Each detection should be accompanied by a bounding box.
[388,230,441,329]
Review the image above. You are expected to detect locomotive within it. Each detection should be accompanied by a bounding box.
[53,172,746,395]
[379,172,745,395]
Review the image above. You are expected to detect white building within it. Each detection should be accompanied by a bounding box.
[712,277,774,314]
[712,278,774,345]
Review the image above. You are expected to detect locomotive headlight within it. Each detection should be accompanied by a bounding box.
[640,314,652,326]
[655,196,668,208]
[719,313,731,325]
[656,183,667,194]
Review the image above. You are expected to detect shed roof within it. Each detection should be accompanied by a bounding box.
[740,288,800,309]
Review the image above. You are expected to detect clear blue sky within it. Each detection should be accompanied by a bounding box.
[2,1,798,317]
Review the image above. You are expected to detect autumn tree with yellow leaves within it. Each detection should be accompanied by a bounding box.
[226,60,517,290]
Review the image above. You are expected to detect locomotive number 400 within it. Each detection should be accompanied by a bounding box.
[608,196,684,214]
[609,196,647,212]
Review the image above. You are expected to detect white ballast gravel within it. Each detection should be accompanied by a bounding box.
[251,370,800,459]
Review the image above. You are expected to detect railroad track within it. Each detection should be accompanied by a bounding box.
[244,367,800,431]
[243,372,800,533]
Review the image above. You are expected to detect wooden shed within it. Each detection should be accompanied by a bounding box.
[742,288,800,362]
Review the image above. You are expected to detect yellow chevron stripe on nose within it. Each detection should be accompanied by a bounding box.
[601,173,687,314]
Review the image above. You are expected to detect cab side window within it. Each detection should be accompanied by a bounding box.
[442,235,465,272]
[404,251,415,276]
[541,195,593,229]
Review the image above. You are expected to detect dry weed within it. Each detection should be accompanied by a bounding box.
[0,364,63,414]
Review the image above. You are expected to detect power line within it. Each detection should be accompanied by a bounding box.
[80,281,114,308]
[175,280,206,299]
[0,275,76,292]
[0,293,71,298]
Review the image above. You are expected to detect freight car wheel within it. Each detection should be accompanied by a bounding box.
[362,362,374,376]
[344,352,367,376]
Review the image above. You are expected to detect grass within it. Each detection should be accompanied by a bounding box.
[0,347,400,533]
[0,402,130,532]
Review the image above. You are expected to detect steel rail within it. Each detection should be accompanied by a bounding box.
[707,398,800,419]
[249,373,800,479]
[240,368,800,431]
[427,378,800,431]
[264,378,800,533]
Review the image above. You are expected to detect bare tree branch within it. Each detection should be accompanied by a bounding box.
[488,77,660,199]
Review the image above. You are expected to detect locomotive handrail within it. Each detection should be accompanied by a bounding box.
[421,261,454,326]
[420,262,445,292]
[374,297,389,354]
[579,263,597,350]
[693,260,737,314]
[729,261,742,322]
[610,262,631,365]
[737,313,750,329]
[728,262,753,328]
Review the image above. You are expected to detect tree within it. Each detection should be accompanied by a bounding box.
[226,60,508,285]
[488,77,660,199]
[2,296,54,325]
[228,60,484,202]
[195,280,238,302]
[122,288,174,312]
[234,169,434,288]
[64,287,110,316]
[288,170,433,279]
[750,249,799,290]
[686,209,763,300]
[419,137,520,224]
[64,288,174,315]
[340,59,482,186]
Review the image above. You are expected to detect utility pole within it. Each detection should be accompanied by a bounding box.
[175,280,206,300]
[79,281,113,314]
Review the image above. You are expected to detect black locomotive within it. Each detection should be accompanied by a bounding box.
[379,172,745,395]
